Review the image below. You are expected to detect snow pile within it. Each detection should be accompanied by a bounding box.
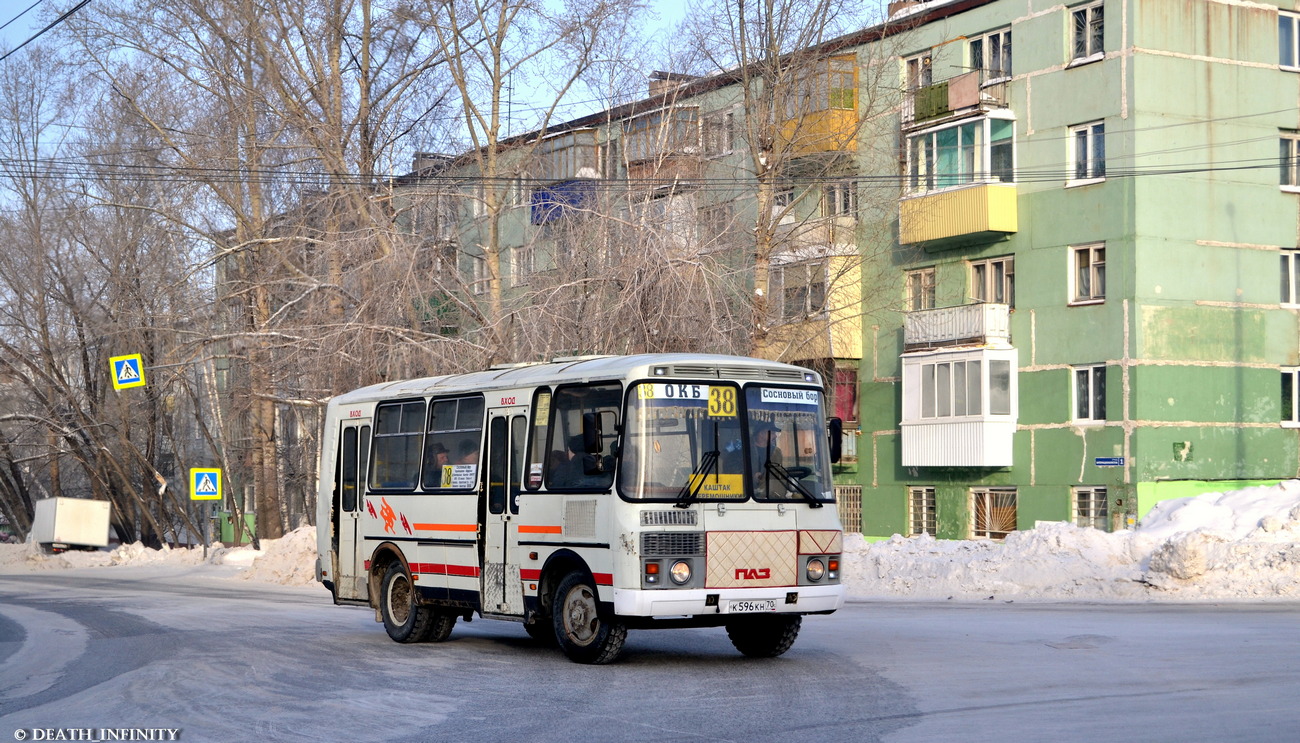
[845,480,1300,600]
[233,526,318,585]
[2,482,1300,600]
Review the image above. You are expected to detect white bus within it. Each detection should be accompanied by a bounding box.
[315,353,846,664]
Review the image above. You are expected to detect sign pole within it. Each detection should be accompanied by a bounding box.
[190,467,223,560]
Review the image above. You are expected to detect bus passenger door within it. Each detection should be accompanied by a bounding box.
[482,408,526,615]
[336,421,370,600]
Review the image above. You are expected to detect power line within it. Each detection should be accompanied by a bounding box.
[0,0,92,64]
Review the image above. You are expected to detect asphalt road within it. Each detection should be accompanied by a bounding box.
[1,569,1298,742]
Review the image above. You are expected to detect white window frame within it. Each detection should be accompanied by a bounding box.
[970,27,1012,82]
[771,259,829,321]
[704,108,736,157]
[906,266,936,311]
[909,486,937,536]
[1070,1,1104,64]
[1073,363,1107,423]
[1069,121,1106,185]
[969,255,1015,307]
[1282,132,1300,191]
[511,245,535,286]
[1074,486,1109,530]
[914,356,1014,420]
[971,487,1017,539]
[906,114,1017,195]
[1284,367,1300,427]
[471,255,488,295]
[1281,11,1300,70]
[1282,249,1300,307]
[905,51,933,90]
[1070,243,1106,304]
[823,180,858,218]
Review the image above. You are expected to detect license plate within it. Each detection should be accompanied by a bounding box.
[724,599,777,613]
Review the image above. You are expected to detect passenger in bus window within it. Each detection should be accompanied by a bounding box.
[457,440,479,464]
[550,434,585,487]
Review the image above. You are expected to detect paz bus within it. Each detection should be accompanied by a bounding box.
[315,353,846,664]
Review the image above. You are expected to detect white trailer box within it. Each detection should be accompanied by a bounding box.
[31,497,111,552]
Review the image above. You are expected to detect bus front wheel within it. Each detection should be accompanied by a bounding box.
[552,571,626,664]
[726,614,801,658]
[380,562,439,643]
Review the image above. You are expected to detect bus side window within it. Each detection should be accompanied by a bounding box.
[524,389,551,491]
[545,383,621,491]
[370,400,425,490]
[422,395,485,490]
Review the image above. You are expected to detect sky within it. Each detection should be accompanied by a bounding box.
[4,480,1300,601]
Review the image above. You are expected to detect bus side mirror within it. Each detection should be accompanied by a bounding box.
[582,412,603,453]
[828,417,843,464]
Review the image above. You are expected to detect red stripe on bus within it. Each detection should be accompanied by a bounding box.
[409,563,482,578]
[520,569,542,581]
[593,573,613,586]
[517,524,563,534]
[412,523,478,532]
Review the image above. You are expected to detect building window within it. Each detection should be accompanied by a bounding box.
[1071,2,1104,62]
[785,55,857,118]
[905,52,933,90]
[511,245,535,286]
[920,359,984,418]
[623,107,699,163]
[970,256,1015,307]
[1071,243,1106,303]
[823,180,858,217]
[1074,487,1109,530]
[972,487,1017,539]
[1282,249,1300,306]
[772,261,828,321]
[907,117,1016,194]
[909,486,937,536]
[971,28,1012,81]
[1073,364,1106,422]
[1282,132,1300,188]
[906,267,936,311]
[1282,11,1300,69]
[704,109,735,156]
[1071,121,1105,182]
[1284,368,1300,425]
[471,255,488,295]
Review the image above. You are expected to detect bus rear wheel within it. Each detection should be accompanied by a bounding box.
[380,562,439,643]
[553,571,626,664]
[726,615,801,658]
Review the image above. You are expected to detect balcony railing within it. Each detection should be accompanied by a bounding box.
[902,70,1008,128]
[904,302,1010,350]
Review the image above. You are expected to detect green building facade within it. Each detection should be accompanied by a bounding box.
[858,0,1300,539]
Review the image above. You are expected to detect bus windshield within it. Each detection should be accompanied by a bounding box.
[619,381,833,505]
[746,386,834,506]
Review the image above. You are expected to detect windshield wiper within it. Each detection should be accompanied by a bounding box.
[763,459,823,508]
[674,450,719,508]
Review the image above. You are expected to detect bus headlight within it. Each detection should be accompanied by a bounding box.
[669,560,692,585]
[806,558,826,582]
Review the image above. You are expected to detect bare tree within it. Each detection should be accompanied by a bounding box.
[66,0,459,538]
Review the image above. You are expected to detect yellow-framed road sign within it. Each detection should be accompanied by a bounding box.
[109,354,147,390]
[190,468,223,501]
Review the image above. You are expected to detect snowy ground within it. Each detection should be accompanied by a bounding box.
[3,481,1299,601]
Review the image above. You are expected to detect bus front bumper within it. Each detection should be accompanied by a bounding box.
[611,583,845,618]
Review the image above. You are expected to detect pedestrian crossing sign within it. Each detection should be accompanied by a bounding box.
[109,354,147,390]
[190,468,223,501]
